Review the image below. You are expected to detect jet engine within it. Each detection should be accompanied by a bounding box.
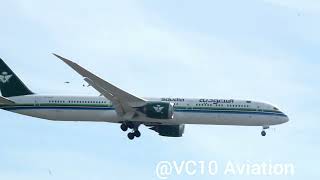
[139,102,174,119]
[150,125,185,137]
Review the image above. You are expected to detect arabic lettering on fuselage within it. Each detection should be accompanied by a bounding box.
[161,98,185,102]
[199,99,234,104]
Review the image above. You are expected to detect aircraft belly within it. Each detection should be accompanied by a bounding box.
[9,109,280,127]
[171,112,276,126]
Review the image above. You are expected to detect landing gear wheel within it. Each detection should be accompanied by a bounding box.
[120,123,128,132]
[261,130,266,136]
[134,130,141,138]
[127,132,135,140]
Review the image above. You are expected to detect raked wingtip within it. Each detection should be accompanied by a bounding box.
[52,53,73,64]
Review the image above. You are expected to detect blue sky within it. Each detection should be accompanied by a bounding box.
[0,0,319,179]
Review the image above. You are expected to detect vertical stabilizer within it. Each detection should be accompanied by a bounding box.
[0,58,34,97]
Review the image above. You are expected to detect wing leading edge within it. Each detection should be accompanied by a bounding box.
[53,53,146,117]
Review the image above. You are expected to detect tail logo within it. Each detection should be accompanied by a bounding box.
[0,72,13,83]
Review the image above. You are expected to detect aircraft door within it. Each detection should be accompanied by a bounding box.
[34,97,41,106]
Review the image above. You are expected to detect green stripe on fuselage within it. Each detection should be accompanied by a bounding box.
[1,103,282,114]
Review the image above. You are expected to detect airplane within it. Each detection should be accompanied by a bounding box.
[0,54,289,140]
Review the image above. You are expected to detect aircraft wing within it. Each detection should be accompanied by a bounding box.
[54,54,146,117]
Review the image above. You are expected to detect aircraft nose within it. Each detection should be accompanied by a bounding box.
[282,114,289,123]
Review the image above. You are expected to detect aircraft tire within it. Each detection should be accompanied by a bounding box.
[134,130,141,138]
[128,132,135,140]
[121,123,128,131]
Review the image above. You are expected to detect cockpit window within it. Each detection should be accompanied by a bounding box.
[273,107,279,111]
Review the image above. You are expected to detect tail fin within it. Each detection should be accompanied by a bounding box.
[0,58,34,97]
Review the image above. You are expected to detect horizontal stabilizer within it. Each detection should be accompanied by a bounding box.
[0,96,15,105]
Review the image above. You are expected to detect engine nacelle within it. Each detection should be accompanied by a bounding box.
[139,102,174,119]
[151,125,185,137]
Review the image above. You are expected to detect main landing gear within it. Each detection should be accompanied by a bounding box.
[120,122,141,140]
[261,126,269,137]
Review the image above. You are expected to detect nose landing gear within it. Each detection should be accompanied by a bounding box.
[261,126,269,136]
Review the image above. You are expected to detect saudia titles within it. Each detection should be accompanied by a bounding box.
[199,99,234,104]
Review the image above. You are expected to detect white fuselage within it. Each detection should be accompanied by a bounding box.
[1,95,289,127]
